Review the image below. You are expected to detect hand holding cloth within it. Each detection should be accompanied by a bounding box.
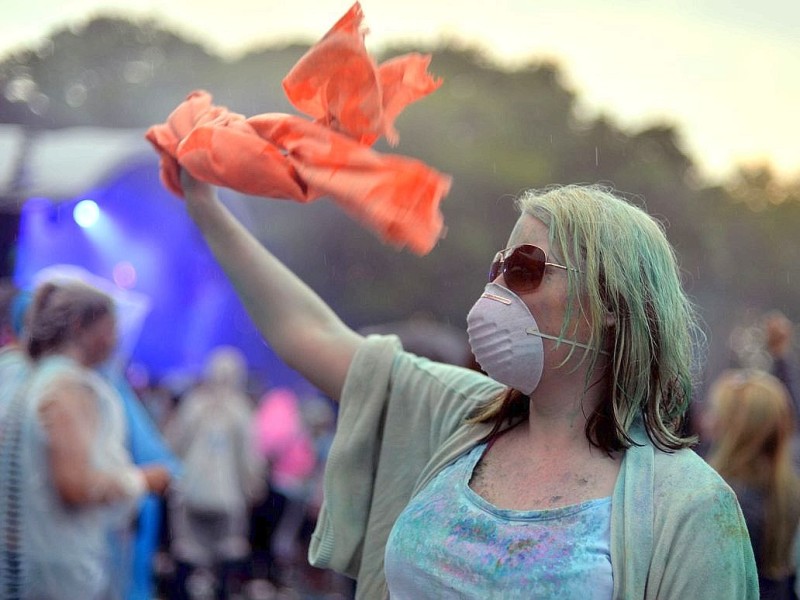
[145,2,451,255]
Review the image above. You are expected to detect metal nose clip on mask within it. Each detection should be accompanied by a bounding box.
[466,282,545,395]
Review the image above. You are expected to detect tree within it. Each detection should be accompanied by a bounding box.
[1,16,798,388]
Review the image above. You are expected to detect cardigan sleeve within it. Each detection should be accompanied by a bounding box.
[308,334,502,590]
[647,450,759,599]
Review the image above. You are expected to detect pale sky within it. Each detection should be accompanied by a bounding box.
[2,0,798,183]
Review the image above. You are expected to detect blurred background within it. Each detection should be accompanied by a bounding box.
[0,0,798,394]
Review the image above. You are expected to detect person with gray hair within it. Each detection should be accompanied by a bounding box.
[176,171,757,599]
[0,280,170,600]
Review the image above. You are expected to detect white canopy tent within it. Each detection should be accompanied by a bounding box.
[0,124,155,209]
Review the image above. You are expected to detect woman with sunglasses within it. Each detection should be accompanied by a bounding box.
[179,172,757,599]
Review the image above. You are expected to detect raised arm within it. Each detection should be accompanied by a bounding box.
[180,171,364,401]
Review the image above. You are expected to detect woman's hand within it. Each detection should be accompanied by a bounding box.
[141,464,171,495]
[179,169,221,224]
[180,168,213,200]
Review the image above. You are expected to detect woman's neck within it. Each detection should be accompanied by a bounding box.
[525,371,608,450]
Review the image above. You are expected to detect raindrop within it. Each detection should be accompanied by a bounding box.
[28,92,50,116]
[123,60,151,84]
[142,46,166,69]
[4,77,36,103]
[65,83,88,108]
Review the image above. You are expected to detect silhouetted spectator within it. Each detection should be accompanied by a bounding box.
[166,346,265,600]
[705,369,800,599]
[0,280,170,599]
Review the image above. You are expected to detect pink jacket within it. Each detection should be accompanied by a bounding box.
[255,388,316,497]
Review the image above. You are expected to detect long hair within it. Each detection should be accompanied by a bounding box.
[26,281,114,360]
[707,369,800,578]
[470,184,702,453]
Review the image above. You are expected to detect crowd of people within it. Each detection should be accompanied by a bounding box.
[0,178,799,599]
[701,312,800,600]
[0,277,351,600]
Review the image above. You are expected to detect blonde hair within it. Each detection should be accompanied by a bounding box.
[470,184,701,452]
[707,369,800,578]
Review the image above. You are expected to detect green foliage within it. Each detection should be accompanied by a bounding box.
[1,16,798,382]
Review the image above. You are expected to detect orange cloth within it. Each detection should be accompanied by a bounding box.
[145,2,451,255]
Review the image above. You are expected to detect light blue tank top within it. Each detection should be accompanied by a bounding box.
[384,442,613,599]
[0,355,140,600]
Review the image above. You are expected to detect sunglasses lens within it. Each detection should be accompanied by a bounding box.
[503,245,546,292]
[488,252,503,282]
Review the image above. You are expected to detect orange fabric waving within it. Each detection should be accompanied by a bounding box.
[145,2,451,255]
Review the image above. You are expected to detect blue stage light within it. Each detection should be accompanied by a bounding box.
[73,199,99,228]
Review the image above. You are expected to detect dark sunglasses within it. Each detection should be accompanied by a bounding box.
[489,244,573,293]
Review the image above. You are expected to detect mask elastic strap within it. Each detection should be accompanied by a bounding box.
[526,328,610,356]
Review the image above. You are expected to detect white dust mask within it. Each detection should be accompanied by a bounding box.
[466,282,598,395]
[466,283,545,395]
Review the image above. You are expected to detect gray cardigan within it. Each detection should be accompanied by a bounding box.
[309,335,758,599]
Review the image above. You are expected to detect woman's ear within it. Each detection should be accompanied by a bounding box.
[604,310,616,328]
